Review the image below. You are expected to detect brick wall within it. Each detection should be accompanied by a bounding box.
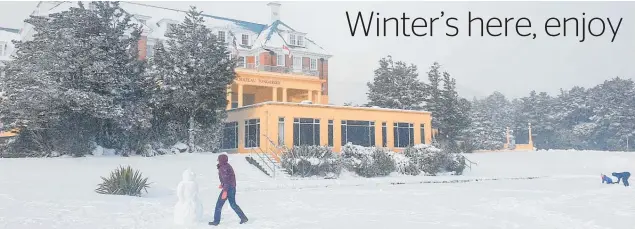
[138,36,147,60]
[319,59,329,95]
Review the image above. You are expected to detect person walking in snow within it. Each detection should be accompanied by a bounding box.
[611,172,631,187]
[209,154,248,226]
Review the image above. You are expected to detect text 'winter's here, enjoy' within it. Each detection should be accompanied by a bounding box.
[345,11,623,42]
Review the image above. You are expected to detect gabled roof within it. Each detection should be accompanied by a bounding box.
[253,20,330,57]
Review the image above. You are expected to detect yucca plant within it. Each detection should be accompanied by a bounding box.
[96,165,151,196]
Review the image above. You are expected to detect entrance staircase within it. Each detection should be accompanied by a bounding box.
[245,135,291,179]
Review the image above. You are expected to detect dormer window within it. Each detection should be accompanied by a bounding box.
[288,33,305,47]
[241,34,249,46]
[297,35,304,46]
[217,31,226,43]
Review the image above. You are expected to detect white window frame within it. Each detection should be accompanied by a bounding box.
[289,34,296,45]
[310,58,317,70]
[255,54,260,66]
[277,54,285,66]
[297,35,304,46]
[217,30,226,43]
[237,56,246,68]
[292,56,302,70]
[241,34,249,46]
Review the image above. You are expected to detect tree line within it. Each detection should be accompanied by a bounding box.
[0,2,235,156]
[365,56,635,152]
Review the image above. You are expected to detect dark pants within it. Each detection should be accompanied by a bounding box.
[212,187,247,223]
[623,174,630,187]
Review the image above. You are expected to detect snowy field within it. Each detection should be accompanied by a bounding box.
[0,150,634,229]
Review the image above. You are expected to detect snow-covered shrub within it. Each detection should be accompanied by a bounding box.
[281,145,341,178]
[96,165,150,196]
[340,143,396,178]
[171,142,189,153]
[403,144,467,175]
[390,152,420,176]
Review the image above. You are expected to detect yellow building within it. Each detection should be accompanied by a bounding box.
[221,67,433,155]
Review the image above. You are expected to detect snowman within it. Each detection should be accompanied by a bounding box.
[174,168,204,225]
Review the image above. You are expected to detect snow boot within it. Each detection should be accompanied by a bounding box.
[208,221,219,226]
[240,217,248,224]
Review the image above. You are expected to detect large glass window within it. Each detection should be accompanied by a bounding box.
[293,118,320,146]
[341,120,375,147]
[393,122,414,148]
[221,122,238,149]
[244,119,260,148]
[278,117,285,146]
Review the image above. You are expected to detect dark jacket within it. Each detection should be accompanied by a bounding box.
[612,172,630,183]
[602,175,613,184]
[217,154,236,190]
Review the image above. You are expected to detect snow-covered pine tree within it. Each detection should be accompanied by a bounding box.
[465,97,502,150]
[587,77,635,151]
[424,62,444,133]
[365,55,426,110]
[552,86,594,149]
[439,71,471,142]
[149,6,235,152]
[1,2,148,156]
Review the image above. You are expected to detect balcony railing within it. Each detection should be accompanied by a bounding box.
[237,63,320,77]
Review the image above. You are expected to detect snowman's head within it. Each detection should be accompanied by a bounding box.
[182,169,195,181]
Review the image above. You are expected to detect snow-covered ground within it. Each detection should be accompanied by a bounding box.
[0,150,634,229]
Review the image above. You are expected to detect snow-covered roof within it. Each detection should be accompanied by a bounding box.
[253,20,330,57]
[34,1,330,57]
[228,101,432,114]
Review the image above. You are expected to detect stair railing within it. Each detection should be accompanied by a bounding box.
[248,139,277,178]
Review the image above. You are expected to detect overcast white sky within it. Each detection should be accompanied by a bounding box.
[1,1,634,105]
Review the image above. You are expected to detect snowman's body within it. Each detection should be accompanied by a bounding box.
[174,169,203,225]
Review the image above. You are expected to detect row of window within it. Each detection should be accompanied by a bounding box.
[162,24,253,46]
[235,55,318,70]
[220,118,426,150]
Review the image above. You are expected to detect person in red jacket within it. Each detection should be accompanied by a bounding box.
[209,154,248,226]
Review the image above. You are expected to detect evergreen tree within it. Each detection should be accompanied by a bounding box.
[366,55,426,110]
[439,71,470,141]
[465,92,513,150]
[425,62,443,129]
[149,6,235,152]
[587,77,635,151]
[0,2,148,156]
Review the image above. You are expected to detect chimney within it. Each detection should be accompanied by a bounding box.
[267,2,281,24]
